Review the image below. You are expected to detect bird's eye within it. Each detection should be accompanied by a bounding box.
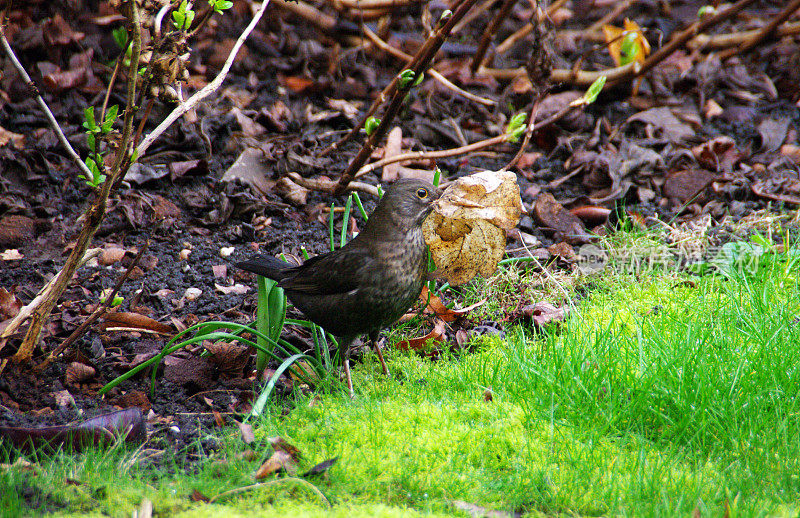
[416,188,429,199]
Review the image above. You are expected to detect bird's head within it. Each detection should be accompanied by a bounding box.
[376,178,442,228]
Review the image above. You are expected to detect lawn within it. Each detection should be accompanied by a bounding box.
[3,232,800,517]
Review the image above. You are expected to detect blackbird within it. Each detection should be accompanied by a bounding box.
[236,179,441,397]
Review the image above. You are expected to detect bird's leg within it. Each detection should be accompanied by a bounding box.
[338,336,355,398]
[369,331,390,376]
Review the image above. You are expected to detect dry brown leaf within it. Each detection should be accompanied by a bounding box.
[237,421,255,445]
[214,283,250,295]
[255,450,297,478]
[395,319,447,351]
[0,127,25,149]
[275,177,310,206]
[423,170,523,286]
[0,288,22,320]
[267,436,303,460]
[65,362,96,384]
[418,286,485,322]
[99,312,173,334]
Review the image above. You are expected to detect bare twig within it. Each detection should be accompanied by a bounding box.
[493,0,568,54]
[361,25,496,106]
[585,0,634,34]
[334,0,481,194]
[0,249,102,350]
[0,24,92,179]
[11,1,143,362]
[136,0,272,158]
[689,21,800,50]
[451,0,500,35]
[286,172,379,197]
[482,61,636,84]
[616,0,759,84]
[506,93,544,170]
[356,134,509,177]
[35,241,150,373]
[481,0,759,87]
[718,0,800,60]
[333,0,423,9]
[270,0,360,42]
[356,93,588,177]
[470,0,518,72]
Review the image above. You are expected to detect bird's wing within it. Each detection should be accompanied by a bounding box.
[279,248,374,295]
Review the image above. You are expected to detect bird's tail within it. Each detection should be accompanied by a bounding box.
[235,254,292,281]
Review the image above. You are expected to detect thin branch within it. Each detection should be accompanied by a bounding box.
[356,134,509,177]
[689,21,800,50]
[0,25,93,178]
[332,0,423,9]
[361,25,496,106]
[718,0,800,60]
[334,0,481,194]
[470,0,518,72]
[286,172,379,196]
[34,241,150,373]
[506,92,544,170]
[481,0,759,87]
[493,0,569,55]
[356,94,588,177]
[136,0,272,157]
[0,249,102,348]
[12,0,142,362]
[618,0,759,84]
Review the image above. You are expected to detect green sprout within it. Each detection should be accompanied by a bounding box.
[505,112,527,143]
[697,5,716,17]
[364,116,380,136]
[398,69,417,89]
[619,32,639,66]
[208,0,233,14]
[111,27,128,49]
[80,105,119,188]
[582,76,606,105]
[172,0,195,31]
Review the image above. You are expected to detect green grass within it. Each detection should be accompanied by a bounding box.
[4,239,800,517]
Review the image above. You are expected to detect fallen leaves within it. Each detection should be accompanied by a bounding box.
[395,319,447,352]
[423,170,524,285]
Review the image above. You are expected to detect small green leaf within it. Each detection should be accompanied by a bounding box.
[101,105,119,133]
[111,27,128,49]
[184,8,195,29]
[398,69,416,89]
[364,116,380,136]
[505,112,526,142]
[86,132,96,153]
[619,32,638,66]
[583,76,606,105]
[439,9,452,21]
[85,156,99,176]
[172,11,185,29]
[83,107,97,131]
[432,167,441,187]
[413,71,425,87]
[697,5,716,17]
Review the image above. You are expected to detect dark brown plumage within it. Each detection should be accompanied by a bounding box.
[236,178,441,396]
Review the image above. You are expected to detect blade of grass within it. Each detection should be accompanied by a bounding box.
[340,193,353,248]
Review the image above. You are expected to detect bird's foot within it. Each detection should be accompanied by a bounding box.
[343,358,355,399]
[372,339,390,376]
